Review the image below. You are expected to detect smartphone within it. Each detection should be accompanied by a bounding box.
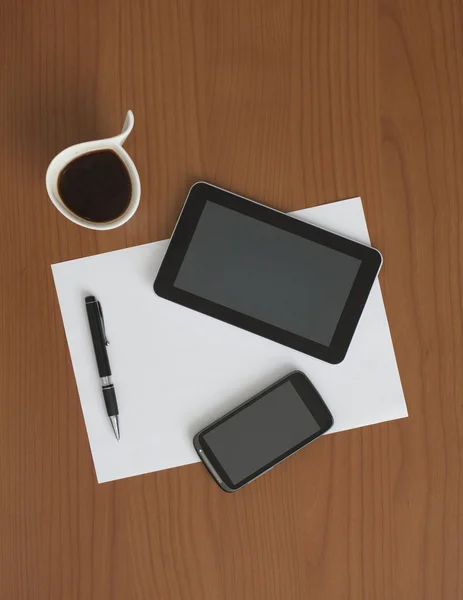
[193,371,333,492]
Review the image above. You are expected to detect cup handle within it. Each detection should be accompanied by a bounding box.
[114,110,135,146]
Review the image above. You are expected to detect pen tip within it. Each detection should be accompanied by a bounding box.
[110,415,120,441]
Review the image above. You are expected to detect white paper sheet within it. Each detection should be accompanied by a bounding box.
[52,198,407,483]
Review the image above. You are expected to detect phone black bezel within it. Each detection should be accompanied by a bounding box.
[154,182,382,364]
[194,371,334,492]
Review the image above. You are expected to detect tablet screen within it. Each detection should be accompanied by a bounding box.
[174,201,361,346]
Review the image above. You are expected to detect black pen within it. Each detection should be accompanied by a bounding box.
[85,295,120,441]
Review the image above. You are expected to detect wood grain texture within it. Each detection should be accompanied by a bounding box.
[0,0,461,598]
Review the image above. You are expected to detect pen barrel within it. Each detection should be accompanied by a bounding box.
[102,385,119,417]
[85,298,111,377]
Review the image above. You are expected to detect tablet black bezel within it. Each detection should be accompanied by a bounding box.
[154,182,382,364]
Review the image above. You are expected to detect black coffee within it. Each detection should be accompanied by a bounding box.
[58,150,132,223]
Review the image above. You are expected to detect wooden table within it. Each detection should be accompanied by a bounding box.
[1,1,462,598]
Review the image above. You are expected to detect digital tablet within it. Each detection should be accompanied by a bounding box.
[154,182,382,363]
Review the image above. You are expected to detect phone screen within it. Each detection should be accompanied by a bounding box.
[198,373,332,490]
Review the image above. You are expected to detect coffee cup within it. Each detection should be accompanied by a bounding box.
[45,110,141,230]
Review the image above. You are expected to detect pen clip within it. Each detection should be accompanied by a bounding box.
[97,301,110,345]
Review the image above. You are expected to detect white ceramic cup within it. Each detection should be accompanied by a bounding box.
[45,110,141,230]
